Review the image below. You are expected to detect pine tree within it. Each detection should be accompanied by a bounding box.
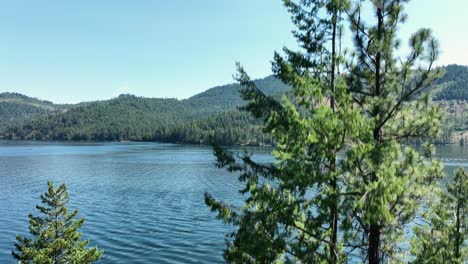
[205,0,446,263]
[205,0,360,262]
[410,168,467,263]
[12,181,103,264]
[343,0,443,262]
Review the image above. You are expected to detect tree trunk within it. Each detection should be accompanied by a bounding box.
[329,7,338,264]
[368,6,384,264]
[455,178,462,259]
[368,224,380,264]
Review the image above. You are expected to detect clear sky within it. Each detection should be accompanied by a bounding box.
[1,0,467,103]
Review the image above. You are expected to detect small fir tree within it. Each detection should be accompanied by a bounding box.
[12,181,103,264]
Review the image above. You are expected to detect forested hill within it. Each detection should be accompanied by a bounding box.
[187,75,289,107]
[433,64,468,100]
[0,65,467,145]
[0,76,289,145]
[0,92,69,120]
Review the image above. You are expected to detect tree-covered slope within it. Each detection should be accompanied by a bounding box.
[0,92,68,120]
[187,75,289,107]
[1,67,467,145]
[0,76,287,144]
[433,64,468,101]
[2,94,191,141]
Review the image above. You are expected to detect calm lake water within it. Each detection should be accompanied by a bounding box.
[0,141,466,263]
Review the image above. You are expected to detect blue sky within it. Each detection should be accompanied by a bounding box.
[1,0,467,103]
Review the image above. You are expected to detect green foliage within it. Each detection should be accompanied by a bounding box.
[411,168,467,263]
[0,78,288,145]
[0,64,467,145]
[438,101,468,137]
[433,65,468,101]
[12,181,103,264]
[206,0,356,262]
[0,93,70,117]
[188,75,289,109]
[343,1,444,262]
[0,93,68,129]
[205,0,463,263]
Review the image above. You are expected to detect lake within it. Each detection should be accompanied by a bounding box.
[0,141,466,263]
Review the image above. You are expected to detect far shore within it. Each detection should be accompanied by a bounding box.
[0,136,466,147]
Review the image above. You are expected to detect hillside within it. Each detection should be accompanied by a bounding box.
[0,65,467,145]
[433,64,468,101]
[187,75,288,106]
[0,92,69,120]
[0,77,288,145]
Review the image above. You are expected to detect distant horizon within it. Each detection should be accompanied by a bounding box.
[0,73,279,104]
[2,63,467,105]
[1,0,467,104]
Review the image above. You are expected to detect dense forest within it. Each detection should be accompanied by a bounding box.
[0,92,68,119]
[0,66,467,145]
[0,76,283,145]
[433,64,468,100]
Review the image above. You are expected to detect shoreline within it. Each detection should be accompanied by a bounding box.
[0,136,465,147]
[0,137,274,148]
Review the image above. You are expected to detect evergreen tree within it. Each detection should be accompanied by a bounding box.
[343,0,443,262]
[205,0,361,262]
[410,168,467,263]
[12,181,103,264]
[205,0,448,263]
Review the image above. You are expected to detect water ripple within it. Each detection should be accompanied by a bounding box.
[0,142,243,263]
[1,142,465,263]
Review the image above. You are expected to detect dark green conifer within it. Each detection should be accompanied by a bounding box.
[205,0,358,262]
[343,0,443,262]
[206,0,451,263]
[12,181,102,264]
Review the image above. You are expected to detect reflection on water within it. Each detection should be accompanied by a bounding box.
[0,141,466,263]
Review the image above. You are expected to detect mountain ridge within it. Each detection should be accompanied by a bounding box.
[0,65,467,145]
[0,75,289,145]
[0,75,287,108]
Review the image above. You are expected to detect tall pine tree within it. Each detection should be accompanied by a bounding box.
[206,0,446,263]
[343,0,443,262]
[12,181,103,264]
[205,0,361,262]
